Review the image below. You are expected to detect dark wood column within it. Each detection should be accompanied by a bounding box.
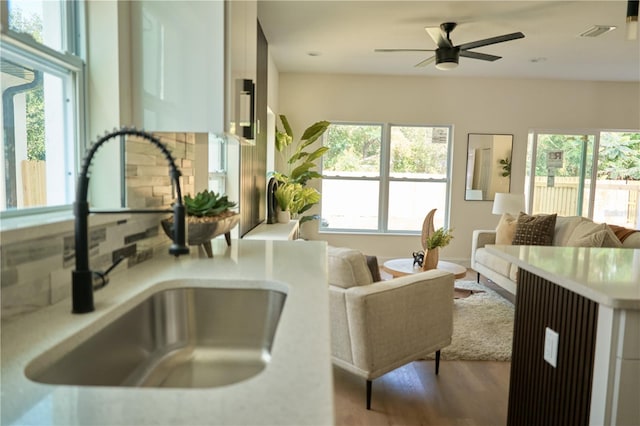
[508,269,599,426]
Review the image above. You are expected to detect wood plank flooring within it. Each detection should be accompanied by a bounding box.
[333,269,512,426]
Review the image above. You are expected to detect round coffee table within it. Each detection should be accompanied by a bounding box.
[382,258,467,279]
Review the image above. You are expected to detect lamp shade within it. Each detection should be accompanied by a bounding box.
[492,193,525,216]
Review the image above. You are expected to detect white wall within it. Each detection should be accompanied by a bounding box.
[278,73,640,264]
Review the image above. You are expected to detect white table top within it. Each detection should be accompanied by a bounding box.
[383,258,467,279]
[486,245,640,309]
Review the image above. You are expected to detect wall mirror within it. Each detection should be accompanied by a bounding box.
[465,133,513,201]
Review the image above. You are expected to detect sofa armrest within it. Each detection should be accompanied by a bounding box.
[342,270,454,379]
[471,229,497,268]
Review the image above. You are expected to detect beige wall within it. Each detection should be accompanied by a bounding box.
[278,73,640,264]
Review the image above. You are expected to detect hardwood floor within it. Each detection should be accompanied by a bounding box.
[333,269,512,426]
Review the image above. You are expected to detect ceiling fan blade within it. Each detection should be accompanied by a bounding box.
[459,50,502,61]
[425,26,452,48]
[414,55,437,68]
[374,48,435,53]
[458,32,525,51]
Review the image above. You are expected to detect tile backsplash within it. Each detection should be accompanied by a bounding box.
[0,132,195,319]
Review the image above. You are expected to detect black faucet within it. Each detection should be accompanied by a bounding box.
[72,128,190,314]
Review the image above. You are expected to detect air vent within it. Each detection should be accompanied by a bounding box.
[579,25,616,37]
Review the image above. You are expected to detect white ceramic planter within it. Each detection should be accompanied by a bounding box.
[277,209,291,224]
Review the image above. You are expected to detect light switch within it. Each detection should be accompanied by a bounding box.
[544,327,559,368]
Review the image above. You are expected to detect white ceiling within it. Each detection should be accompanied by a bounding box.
[257,1,640,81]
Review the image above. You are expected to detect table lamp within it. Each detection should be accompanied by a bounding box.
[492,193,525,216]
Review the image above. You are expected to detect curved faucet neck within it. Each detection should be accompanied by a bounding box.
[73,128,189,314]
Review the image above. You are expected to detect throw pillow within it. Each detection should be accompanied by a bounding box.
[495,213,518,245]
[567,221,623,248]
[512,212,557,246]
[365,255,382,282]
[568,230,607,247]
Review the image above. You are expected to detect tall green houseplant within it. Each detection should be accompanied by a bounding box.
[273,115,330,223]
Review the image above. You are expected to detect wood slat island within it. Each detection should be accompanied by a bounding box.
[487,245,639,426]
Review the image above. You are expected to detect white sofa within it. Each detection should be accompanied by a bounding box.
[471,215,640,295]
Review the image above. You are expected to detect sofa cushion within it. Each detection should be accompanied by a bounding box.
[512,212,557,246]
[553,216,588,246]
[567,221,623,248]
[328,246,374,289]
[475,248,512,277]
[622,231,640,248]
[609,224,639,244]
[568,230,607,247]
[495,213,518,245]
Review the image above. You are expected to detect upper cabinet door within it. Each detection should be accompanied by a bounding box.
[131,1,225,133]
[225,0,257,142]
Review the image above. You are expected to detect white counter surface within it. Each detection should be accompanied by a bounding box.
[486,245,640,309]
[1,239,333,426]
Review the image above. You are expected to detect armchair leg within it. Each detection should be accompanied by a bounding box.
[435,350,441,375]
[477,272,480,283]
[366,380,372,410]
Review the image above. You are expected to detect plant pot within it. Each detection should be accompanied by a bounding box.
[161,212,240,258]
[422,248,439,271]
[277,209,291,224]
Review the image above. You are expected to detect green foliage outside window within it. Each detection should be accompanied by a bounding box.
[535,133,640,180]
[323,124,381,173]
[389,126,448,176]
[598,132,640,180]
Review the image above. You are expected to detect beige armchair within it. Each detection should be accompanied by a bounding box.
[328,246,454,410]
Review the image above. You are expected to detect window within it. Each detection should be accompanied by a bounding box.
[1,0,85,213]
[526,130,640,228]
[321,123,452,233]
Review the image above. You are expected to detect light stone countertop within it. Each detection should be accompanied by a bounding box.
[1,239,334,426]
[486,245,640,309]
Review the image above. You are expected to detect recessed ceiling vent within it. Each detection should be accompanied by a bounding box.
[579,25,617,37]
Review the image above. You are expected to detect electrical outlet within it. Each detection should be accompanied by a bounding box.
[544,327,559,368]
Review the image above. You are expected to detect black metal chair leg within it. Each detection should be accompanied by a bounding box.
[435,350,441,375]
[366,380,372,410]
[477,272,480,283]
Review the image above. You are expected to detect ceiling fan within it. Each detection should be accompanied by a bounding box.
[375,22,525,70]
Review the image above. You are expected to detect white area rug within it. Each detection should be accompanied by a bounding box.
[432,281,515,361]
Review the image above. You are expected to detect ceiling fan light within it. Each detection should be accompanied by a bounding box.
[436,61,458,70]
[435,48,459,71]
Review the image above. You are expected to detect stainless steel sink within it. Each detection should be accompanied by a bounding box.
[26,287,287,388]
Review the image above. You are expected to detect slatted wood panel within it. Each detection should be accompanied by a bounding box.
[508,269,598,426]
[21,160,46,206]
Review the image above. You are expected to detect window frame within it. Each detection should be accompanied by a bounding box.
[0,0,87,218]
[320,121,453,234]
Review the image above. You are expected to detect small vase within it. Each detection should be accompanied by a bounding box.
[277,209,291,224]
[422,248,439,271]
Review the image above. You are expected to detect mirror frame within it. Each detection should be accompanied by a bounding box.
[465,133,513,201]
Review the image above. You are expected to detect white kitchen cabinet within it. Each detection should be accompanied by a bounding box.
[130,1,225,133]
[225,0,257,142]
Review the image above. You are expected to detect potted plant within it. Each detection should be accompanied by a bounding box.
[422,227,454,271]
[271,115,330,224]
[274,183,294,223]
[161,190,239,257]
[499,157,512,177]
